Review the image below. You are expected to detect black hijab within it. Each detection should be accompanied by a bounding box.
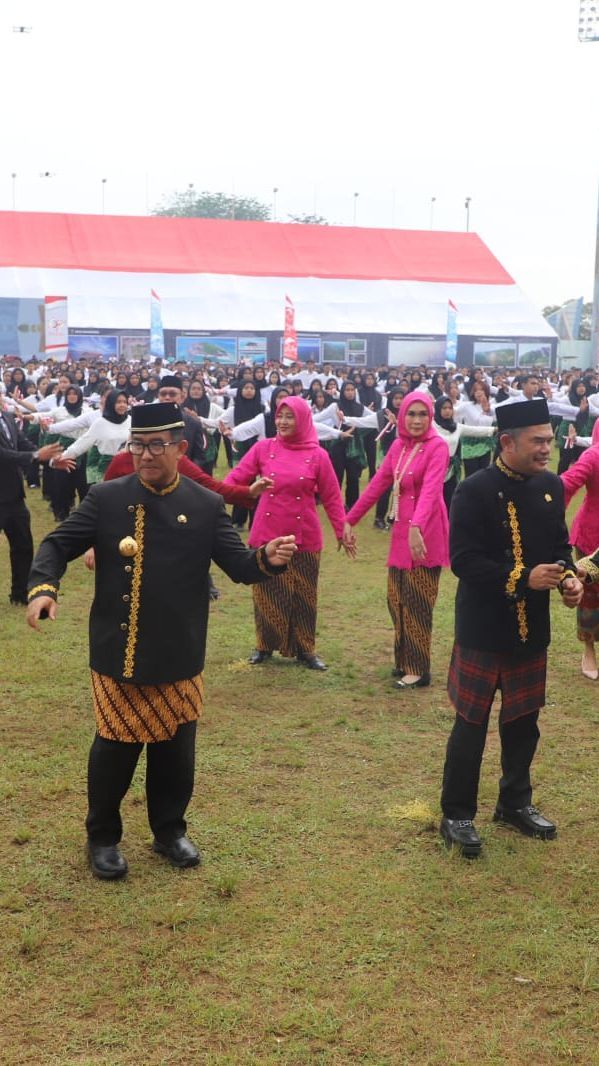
[434,395,456,433]
[64,386,84,417]
[338,381,364,418]
[103,389,129,425]
[233,382,263,425]
[264,386,291,437]
[359,373,382,410]
[183,383,210,418]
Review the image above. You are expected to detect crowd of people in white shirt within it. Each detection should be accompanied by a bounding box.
[1,354,598,525]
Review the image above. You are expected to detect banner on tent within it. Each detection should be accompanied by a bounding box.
[282,294,297,365]
[44,296,68,361]
[150,289,165,358]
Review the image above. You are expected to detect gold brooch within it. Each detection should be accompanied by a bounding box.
[177,514,187,524]
[545,493,552,502]
[119,536,138,557]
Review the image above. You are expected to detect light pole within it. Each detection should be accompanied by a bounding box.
[101,178,107,214]
[464,196,472,232]
[430,196,436,230]
[353,191,359,225]
[272,186,279,221]
[11,172,17,210]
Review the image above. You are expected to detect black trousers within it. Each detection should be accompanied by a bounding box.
[0,499,34,601]
[443,475,457,515]
[441,711,540,820]
[330,443,363,510]
[86,720,197,846]
[375,485,392,523]
[51,461,88,521]
[463,454,490,478]
[363,430,378,480]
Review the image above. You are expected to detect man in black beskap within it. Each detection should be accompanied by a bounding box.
[440,399,583,858]
[0,407,62,605]
[156,375,207,468]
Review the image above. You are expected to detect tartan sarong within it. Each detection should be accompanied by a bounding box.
[447,643,547,725]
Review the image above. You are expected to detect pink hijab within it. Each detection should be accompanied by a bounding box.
[395,391,436,445]
[275,395,319,449]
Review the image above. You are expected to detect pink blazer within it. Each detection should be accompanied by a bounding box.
[561,447,599,556]
[225,438,346,551]
[346,434,450,569]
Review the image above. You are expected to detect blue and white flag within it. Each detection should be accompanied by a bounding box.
[150,289,165,358]
[445,299,458,367]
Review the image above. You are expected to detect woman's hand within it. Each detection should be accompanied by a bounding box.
[341,522,357,557]
[408,525,427,562]
[384,409,397,425]
[248,476,274,498]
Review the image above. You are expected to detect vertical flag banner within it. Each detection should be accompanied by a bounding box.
[445,299,458,367]
[150,289,165,358]
[282,293,298,366]
[44,296,68,361]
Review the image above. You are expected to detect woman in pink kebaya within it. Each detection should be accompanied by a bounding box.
[225,396,353,671]
[344,391,449,689]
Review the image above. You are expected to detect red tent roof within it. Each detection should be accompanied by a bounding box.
[0,211,514,285]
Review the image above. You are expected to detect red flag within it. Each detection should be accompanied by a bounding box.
[282,293,297,366]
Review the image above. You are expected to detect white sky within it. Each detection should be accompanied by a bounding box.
[1,0,597,308]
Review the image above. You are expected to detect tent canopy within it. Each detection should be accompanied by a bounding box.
[0,211,554,338]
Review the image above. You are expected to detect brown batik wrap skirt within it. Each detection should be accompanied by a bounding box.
[387,565,441,676]
[252,550,320,657]
[91,670,204,743]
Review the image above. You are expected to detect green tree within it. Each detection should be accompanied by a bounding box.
[153,190,271,221]
[287,213,329,225]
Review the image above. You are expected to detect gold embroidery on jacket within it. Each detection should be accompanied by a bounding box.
[123,505,145,678]
[506,500,528,642]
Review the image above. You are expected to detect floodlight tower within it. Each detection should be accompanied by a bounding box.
[578,2,599,365]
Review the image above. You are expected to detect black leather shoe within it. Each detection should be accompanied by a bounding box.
[298,653,328,671]
[493,804,557,839]
[153,835,201,868]
[88,843,128,880]
[249,649,272,664]
[373,518,387,530]
[391,668,405,678]
[394,672,431,689]
[440,816,482,858]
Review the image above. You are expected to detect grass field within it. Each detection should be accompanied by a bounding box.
[1,462,598,1065]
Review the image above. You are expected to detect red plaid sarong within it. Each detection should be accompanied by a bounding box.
[447,643,547,725]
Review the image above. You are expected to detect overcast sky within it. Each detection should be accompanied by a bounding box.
[2,0,597,308]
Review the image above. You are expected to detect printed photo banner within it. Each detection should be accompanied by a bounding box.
[44,295,68,360]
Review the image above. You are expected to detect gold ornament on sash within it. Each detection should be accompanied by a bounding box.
[119,536,138,557]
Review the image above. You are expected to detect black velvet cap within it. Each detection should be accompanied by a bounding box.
[159,375,183,391]
[130,402,185,432]
[496,398,550,432]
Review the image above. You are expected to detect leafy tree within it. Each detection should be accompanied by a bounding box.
[153,190,271,221]
[287,213,329,225]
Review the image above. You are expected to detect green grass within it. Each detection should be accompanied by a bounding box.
[1,459,597,1065]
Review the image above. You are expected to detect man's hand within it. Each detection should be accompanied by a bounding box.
[37,442,64,463]
[84,547,96,571]
[264,535,297,566]
[26,596,57,631]
[561,576,584,608]
[408,525,427,562]
[527,564,564,590]
[248,476,274,498]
